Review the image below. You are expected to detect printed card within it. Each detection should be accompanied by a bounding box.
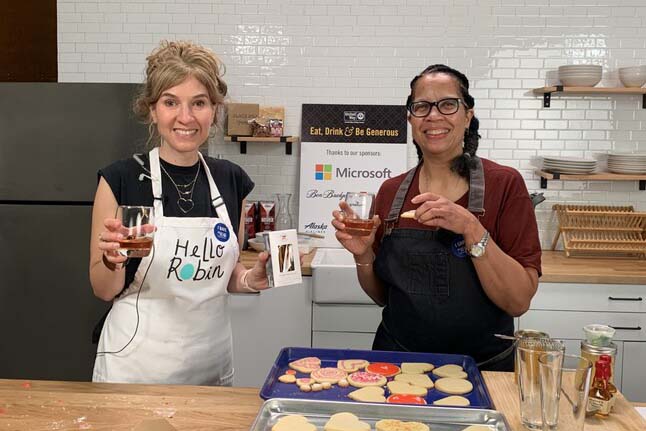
[261,229,302,287]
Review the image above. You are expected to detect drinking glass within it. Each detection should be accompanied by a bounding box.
[517,338,565,430]
[343,192,375,236]
[116,205,155,258]
[539,353,592,431]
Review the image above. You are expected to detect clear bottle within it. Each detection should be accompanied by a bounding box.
[586,359,613,417]
[274,193,293,231]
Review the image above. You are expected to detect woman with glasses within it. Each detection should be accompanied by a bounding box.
[332,64,541,371]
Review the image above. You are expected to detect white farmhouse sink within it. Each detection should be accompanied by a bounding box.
[310,248,373,304]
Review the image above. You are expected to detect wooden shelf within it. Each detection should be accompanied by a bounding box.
[533,86,646,108]
[225,135,298,154]
[535,170,646,190]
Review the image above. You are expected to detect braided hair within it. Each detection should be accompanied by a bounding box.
[407,64,480,179]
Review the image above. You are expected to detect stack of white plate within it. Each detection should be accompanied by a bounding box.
[543,156,597,174]
[558,65,602,87]
[607,152,646,174]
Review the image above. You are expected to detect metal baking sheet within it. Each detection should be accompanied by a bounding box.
[250,398,511,431]
[259,347,494,409]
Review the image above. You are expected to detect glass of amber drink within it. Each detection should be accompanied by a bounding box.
[116,206,155,258]
[343,192,375,237]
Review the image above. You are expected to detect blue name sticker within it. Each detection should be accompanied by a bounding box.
[451,235,468,259]
[214,223,230,242]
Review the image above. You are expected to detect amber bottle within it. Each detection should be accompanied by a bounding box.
[587,359,613,417]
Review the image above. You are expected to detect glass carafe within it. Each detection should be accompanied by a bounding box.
[275,193,293,231]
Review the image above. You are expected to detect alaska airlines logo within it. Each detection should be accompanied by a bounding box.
[315,164,333,180]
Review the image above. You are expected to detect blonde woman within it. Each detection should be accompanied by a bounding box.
[89,41,269,385]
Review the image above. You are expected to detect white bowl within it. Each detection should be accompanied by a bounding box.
[618,67,646,87]
[559,75,602,87]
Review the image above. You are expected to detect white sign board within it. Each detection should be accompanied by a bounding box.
[298,104,408,247]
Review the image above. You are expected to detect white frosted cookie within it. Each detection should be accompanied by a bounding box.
[375,419,430,431]
[386,381,428,397]
[347,371,387,388]
[272,414,316,431]
[394,373,434,389]
[432,364,468,379]
[289,357,321,373]
[435,377,473,395]
[337,359,369,373]
[324,412,370,431]
[433,395,471,406]
[311,367,348,384]
[348,386,386,403]
[400,362,434,374]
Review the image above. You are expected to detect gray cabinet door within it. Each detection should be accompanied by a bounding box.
[229,278,312,387]
[621,342,646,402]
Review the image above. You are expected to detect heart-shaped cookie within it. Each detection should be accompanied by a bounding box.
[289,357,321,373]
[375,419,430,431]
[400,362,434,374]
[337,359,369,373]
[394,373,434,389]
[272,414,316,431]
[387,380,428,397]
[432,364,467,379]
[347,386,386,403]
[324,412,370,431]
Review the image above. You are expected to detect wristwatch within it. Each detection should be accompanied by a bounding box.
[468,230,490,258]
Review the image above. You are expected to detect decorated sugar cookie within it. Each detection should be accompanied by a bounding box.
[289,357,321,373]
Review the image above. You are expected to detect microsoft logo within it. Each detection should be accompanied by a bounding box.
[315,164,332,180]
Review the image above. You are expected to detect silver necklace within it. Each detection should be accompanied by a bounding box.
[160,161,201,213]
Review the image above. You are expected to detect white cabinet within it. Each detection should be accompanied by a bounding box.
[621,342,646,402]
[311,303,381,349]
[229,278,312,387]
[519,282,646,400]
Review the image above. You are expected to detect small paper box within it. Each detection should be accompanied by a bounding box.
[261,229,302,287]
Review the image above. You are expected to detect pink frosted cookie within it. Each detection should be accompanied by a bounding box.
[347,371,387,388]
[311,367,348,384]
[337,359,369,373]
[289,357,321,373]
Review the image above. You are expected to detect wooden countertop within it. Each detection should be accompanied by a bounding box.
[241,247,646,284]
[1,373,644,430]
[540,250,646,284]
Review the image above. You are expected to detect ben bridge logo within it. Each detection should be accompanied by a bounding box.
[315,164,333,180]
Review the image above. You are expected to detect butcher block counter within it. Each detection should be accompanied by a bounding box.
[241,249,646,284]
[1,373,644,431]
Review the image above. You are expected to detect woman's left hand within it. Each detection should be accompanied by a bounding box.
[410,192,479,236]
[245,250,307,291]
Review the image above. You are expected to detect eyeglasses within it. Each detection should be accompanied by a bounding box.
[407,98,464,117]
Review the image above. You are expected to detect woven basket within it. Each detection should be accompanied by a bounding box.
[552,204,646,259]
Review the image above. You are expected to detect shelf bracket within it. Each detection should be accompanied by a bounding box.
[229,136,292,154]
[280,136,292,155]
[543,92,551,108]
[643,93,645,109]
[640,180,645,191]
[540,177,548,189]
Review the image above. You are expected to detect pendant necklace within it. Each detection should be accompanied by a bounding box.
[160,161,201,213]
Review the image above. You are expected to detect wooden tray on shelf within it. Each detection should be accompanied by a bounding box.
[552,204,646,259]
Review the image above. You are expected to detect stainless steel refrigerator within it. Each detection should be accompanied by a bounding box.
[0,83,148,381]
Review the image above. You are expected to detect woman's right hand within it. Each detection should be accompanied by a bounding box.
[331,201,380,257]
[98,218,129,266]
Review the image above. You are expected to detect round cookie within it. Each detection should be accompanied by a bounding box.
[311,367,348,384]
[386,380,428,397]
[435,377,473,395]
[433,395,471,406]
[347,371,387,388]
[278,374,296,384]
[366,362,401,377]
[376,419,429,431]
[432,364,468,379]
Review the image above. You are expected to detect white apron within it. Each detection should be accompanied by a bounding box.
[93,148,239,385]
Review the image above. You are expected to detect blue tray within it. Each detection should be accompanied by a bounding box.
[259,347,494,409]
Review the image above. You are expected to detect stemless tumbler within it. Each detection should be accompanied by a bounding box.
[116,205,155,258]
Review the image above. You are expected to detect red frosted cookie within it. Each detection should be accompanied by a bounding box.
[311,367,348,383]
[347,371,387,388]
[386,394,427,405]
[366,362,401,377]
[289,357,321,373]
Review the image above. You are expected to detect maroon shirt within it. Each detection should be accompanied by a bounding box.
[373,158,542,276]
